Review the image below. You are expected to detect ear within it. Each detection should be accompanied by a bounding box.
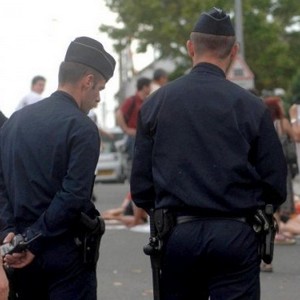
[83,74,94,89]
[186,40,195,58]
[230,42,239,60]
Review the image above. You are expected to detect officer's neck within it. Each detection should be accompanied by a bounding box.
[193,55,230,74]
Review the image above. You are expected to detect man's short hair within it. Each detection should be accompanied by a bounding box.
[31,75,46,87]
[58,61,105,85]
[136,77,151,91]
[190,32,236,59]
[153,69,167,81]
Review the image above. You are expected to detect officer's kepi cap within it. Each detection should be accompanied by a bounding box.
[192,7,235,36]
[64,36,116,81]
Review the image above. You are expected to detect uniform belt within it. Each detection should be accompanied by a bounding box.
[176,215,247,225]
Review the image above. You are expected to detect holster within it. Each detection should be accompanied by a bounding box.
[153,209,176,240]
[78,213,105,265]
[250,205,278,264]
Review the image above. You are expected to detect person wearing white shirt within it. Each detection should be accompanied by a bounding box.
[15,75,46,110]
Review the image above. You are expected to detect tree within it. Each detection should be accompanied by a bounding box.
[101,0,300,92]
[285,69,300,106]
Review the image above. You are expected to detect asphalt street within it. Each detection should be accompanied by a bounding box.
[94,182,300,300]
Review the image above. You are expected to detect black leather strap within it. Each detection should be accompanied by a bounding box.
[176,215,247,225]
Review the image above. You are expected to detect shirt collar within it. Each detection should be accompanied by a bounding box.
[52,90,80,108]
[191,62,226,78]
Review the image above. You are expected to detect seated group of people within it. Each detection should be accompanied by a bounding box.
[102,192,148,228]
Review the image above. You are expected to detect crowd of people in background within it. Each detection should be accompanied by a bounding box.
[102,68,169,228]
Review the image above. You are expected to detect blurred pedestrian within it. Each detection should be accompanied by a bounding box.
[0,36,115,299]
[260,96,296,272]
[116,77,151,164]
[263,96,296,229]
[289,95,300,172]
[150,68,168,93]
[115,77,151,227]
[15,75,46,110]
[131,7,287,299]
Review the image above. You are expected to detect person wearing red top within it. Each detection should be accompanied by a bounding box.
[115,78,151,228]
[116,77,151,162]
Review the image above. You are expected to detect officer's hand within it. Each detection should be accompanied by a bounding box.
[126,128,136,136]
[4,250,35,269]
[2,232,15,244]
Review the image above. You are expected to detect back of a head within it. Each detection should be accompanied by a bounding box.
[31,75,46,87]
[137,77,151,91]
[263,96,283,120]
[153,69,167,81]
[31,75,46,94]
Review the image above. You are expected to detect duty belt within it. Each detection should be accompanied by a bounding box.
[176,215,247,225]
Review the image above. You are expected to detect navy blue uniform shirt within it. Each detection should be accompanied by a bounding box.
[131,63,287,216]
[0,111,7,128]
[0,91,100,253]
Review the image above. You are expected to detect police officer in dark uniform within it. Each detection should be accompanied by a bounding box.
[131,8,287,300]
[0,37,115,299]
[0,111,7,128]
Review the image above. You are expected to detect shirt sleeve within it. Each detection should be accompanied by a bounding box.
[250,110,287,207]
[130,113,156,211]
[0,146,16,242]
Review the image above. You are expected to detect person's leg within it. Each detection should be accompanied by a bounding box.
[49,265,97,300]
[10,259,49,300]
[209,262,260,300]
[208,220,260,300]
[43,235,98,300]
[160,223,209,300]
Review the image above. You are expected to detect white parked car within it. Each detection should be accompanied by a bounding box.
[95,127,128,183]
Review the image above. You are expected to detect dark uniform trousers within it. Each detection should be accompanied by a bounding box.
[9,234,97,300]
[161,219,261,300]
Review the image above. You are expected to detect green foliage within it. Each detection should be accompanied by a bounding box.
[285,69,300,106]
[101,0,300,92]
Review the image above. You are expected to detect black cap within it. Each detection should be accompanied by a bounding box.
[192,7,235,36]
[64,36,116,81]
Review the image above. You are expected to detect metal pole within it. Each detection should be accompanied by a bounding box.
[234,0,245,58]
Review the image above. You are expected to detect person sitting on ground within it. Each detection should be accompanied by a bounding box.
[102,192,148,228]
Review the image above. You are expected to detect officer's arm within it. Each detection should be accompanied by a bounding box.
[250,110,287,206]
[25,125,100,255]
[0,149,16,242]
[131,113,155,212]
